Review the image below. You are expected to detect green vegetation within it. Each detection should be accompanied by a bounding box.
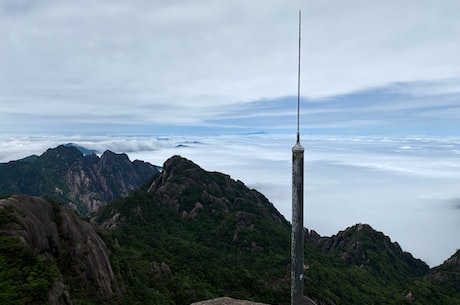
[1,155,460,305]
[0,234,58,305]
[0,206,55,304]
[96,180,460,305]
[97,189,291,305]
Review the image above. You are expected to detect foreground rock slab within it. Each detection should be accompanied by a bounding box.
[191,296,318,305]
[190,297,270,305]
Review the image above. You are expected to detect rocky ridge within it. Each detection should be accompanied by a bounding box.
[147,155,287,225]
[0,145,159,214]
[308,223,428,275]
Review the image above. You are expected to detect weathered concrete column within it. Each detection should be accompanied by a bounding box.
[291,135,304,305]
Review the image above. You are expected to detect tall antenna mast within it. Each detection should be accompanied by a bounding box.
[297,10,301,143]
[291,9,305,305]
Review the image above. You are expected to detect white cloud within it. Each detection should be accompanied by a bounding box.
[1,133,460,266]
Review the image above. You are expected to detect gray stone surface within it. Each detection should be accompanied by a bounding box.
[191,297,271,305]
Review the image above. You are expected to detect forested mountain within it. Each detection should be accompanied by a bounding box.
[0,154,459,305]
[0,145,159,214]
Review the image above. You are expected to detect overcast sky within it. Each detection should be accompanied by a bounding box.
[0,0,459,135]
[1,1,460,267]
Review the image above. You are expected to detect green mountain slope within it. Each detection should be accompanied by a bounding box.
[0,154,459,305]
[95,156,292,304]
[94,156,460,305]
[303,224,430,305]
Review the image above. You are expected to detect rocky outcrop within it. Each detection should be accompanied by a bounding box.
[312,224,429,274]
[0,195,118,304]
[190,297,271,305]
[147,155,288,227]
[190,297,319,305]
[144,155,290,256]
[427,250,460,284]
[47,280,73,305]
[0,145,159,214]
[148,261,172,278]
[443,250,460,267]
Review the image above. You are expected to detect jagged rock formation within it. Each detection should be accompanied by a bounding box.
[309,223,429,276]
[0,145,159,214]
[302,224,432,305]
[0,195,118,304]
[147,155,287,226]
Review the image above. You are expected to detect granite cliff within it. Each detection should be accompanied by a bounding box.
[0,195,118,304]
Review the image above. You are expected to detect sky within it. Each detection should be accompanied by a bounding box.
[0,0,459,135]
[1,1,460,266]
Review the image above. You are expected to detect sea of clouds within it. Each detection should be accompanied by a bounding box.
[1,133,459,267]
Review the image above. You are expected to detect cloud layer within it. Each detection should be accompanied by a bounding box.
[1,134,459,267]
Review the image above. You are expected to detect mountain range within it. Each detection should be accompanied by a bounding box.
[0,145,159,214]
[0,147,459,304]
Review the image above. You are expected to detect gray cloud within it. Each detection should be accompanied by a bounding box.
[1,1,459,134]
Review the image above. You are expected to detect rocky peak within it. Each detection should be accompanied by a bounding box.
[0,145,160,214]
[319,224,400,255]
[314,223,429,278]
[147,155,288,226]
[444,249,460,267]
[43,145,84,160]
[100,150,130,163]
[427,249,460,285]
[148,155,210,193]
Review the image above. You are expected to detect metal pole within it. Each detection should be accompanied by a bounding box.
[297,10,302,143]
[291,10,304,305]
